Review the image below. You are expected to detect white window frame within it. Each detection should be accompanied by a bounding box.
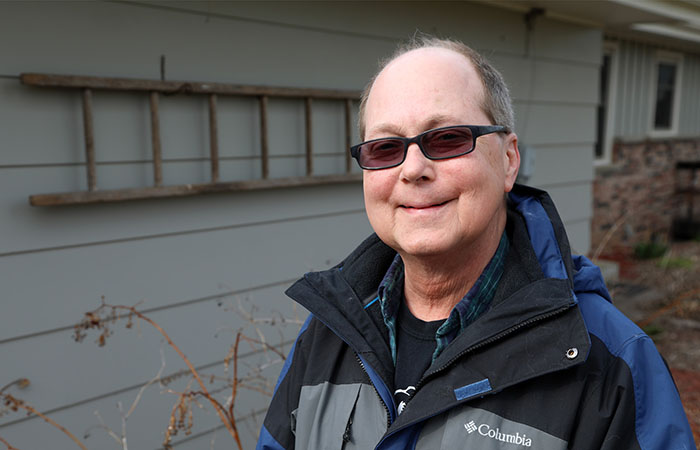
[595,41,619,166]
[648,50,683,137]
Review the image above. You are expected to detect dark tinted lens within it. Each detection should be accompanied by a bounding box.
[422,127,473,158]
[360,139,405,168]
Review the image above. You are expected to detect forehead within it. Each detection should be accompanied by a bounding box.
[365,47,487,137]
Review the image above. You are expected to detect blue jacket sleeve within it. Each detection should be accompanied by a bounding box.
[576,290,695,450]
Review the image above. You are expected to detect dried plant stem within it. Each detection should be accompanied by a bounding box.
[229,333,243,450]
[2,395,87,450]
[241,335,287,360]
[0,435,20,450]
[126,347,166,418]
[637,287,700,328]
[592,210,630,260]
[0,379,29,395]
[104,304,240,446]
[89,410,123,446]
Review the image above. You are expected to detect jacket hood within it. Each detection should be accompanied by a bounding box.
[507,184,575,286]
[572,254,613,304]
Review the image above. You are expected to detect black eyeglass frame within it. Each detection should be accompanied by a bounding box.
[350,124,507,170]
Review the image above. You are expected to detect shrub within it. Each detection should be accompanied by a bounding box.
[634,241,668,259]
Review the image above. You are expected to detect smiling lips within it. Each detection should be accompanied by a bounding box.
[400,199,451,210]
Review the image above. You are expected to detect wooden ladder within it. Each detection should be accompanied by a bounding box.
[21,73,361,206]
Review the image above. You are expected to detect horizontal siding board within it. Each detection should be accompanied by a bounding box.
[0,211,371,340]
[2,60,601,169]
[560,217,591,255]
[0,2,389,89]
[149,0,529,55]
[541,182,592,224]
[532,18,603,65]
[524,144,594,187]
[217,96,261,159]
[514,103,597,146]
[0,172,365,254]
[0,364,267,449]
[0,79,84,166]
[171,420,264,450]
[491,55,599,105]
[2,80,357,167]
[1,3,605,165]
[531,182,593,253]
[0,287,300,419]
[0,1,606,445]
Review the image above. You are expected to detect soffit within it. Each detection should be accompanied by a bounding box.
[480,0,700,50]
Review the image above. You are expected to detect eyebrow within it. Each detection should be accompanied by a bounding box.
[367,114,458,138]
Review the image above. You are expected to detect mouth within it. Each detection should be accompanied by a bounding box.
[400,199,450,210]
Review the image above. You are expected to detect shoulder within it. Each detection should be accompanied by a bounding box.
[575,291,695,450]
[571,254,649,362]
[577,291,648,359]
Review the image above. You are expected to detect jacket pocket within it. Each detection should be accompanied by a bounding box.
[295,382,386,449]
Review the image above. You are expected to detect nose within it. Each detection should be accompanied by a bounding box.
[399,143,435,183]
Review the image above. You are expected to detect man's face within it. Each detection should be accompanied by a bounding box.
[362,48,519,260]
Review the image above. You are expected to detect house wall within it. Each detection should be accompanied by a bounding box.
[592,38,700,258]
[0,2,601,448]
[592,138,700,259]
[608,38,700,140]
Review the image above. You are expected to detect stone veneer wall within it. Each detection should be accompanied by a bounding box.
[591,138,700,258]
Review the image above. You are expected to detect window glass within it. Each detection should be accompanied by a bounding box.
[653,62,677,130]
[595,53,611,159]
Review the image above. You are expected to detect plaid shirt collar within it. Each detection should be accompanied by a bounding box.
[377,232,510,364]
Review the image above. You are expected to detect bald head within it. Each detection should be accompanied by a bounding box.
[358,36,514,140]
[364,47,488,140]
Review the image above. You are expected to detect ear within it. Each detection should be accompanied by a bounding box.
[503,133,520,192]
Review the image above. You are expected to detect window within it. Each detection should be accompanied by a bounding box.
[650,51,683,136]
[595,42,618,165]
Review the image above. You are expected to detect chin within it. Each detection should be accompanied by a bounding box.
[393,235,457,259]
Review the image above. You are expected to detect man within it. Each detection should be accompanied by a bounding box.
[257,36,695,450]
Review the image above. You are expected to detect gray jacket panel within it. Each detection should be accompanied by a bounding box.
[295,382,387,449]
[417,406,568,449]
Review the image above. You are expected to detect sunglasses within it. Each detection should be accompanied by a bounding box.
[350,125,507,170]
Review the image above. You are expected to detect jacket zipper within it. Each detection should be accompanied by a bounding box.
[302,308,394,430]
[416,305,571,392]
[374,305,571,448]
[355,353,392,429]
[298,296,394,430]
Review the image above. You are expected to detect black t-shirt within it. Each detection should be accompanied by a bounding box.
[393,299,444,414]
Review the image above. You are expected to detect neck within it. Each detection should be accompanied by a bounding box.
[401,212,506,322]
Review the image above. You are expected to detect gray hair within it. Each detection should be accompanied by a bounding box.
[358,35,514,140]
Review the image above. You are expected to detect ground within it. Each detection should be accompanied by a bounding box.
[606,240,700,447]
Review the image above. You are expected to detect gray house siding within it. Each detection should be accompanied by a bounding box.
[609,38,700,140]
[0,2,600,448]
[680,54,700,136]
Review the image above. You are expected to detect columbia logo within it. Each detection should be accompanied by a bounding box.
[464,421,477,433]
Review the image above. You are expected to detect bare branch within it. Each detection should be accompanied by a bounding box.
[85,410,122,446]
[126,347,166,418]
[0,379,29,395]
[1,394,87,450]
[76,302,239,443]
[241,335,287,360]
[116,401,127,450]
[229,332,243,450]
[0,435,21,450]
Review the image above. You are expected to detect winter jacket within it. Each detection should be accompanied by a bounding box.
[257,185,695,450]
